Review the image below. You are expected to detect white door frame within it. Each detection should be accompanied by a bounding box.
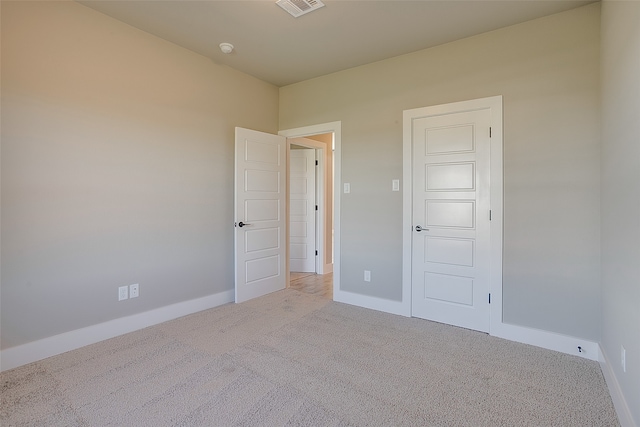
[279,122,341,300]
[402,96,503,331]
[288,140,322,274]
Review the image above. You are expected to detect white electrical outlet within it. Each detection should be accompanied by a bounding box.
[621,345,626,373]
[118,285,128,301]
[364,270,371,282]
[129,283,139,299]
[392,179,400,191]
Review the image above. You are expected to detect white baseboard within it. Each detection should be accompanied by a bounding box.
[333,289,410,317]
[334,291,600,362]
[0,289,234,372]
[599,345,637,427]
[491,322,599,361]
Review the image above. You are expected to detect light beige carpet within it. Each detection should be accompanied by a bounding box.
[1,289,619,426]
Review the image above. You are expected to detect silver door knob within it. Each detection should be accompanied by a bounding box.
[415,225,428,232]
[238,221,252,228]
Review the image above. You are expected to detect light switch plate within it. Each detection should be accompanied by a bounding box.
[392,179,400,191]
[344,183,350,193]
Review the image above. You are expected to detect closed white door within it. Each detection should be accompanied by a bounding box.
[289,149,316,272]
[411,108,491,332]
[235,127,287,303]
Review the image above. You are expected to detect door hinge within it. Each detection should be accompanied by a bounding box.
[315,160,318,166]
[489,210,492,221]
[315,205,318,211]
[489,127,492,138]
[315,250,318,256]
[489,293,491,304]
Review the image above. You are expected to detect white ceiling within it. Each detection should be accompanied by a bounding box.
[78,0,595,87]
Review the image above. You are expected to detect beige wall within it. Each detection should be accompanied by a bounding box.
[280,4,601,340]
[601,1,640,424]
[0,1,279,349]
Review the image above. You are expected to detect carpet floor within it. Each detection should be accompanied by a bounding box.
[1,289,619,426]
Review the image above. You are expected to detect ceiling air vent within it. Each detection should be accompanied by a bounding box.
[276,0,325,18]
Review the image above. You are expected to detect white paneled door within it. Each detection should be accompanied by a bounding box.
[411,108,492,332]
[289,149,316,273]
[235,127,287,303]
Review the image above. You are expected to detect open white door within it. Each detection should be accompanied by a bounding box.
[235,127,287,303]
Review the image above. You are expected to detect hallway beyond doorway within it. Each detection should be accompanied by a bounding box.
[290,272,333,299]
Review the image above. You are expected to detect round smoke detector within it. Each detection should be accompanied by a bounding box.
[219,43,234,54]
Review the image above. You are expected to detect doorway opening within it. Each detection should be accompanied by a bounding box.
[287,135,333,298]
[280,122,341,301]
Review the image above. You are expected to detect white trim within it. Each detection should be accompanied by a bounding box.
[279,122,341,299]
[487,98,504,334]
[401,108,414,317]
[334,290,409,317]
[492,321,599,361]
[0,289,234,372]
[315,149,325,274]
[402,95,504,324]
[599,345,638,427]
